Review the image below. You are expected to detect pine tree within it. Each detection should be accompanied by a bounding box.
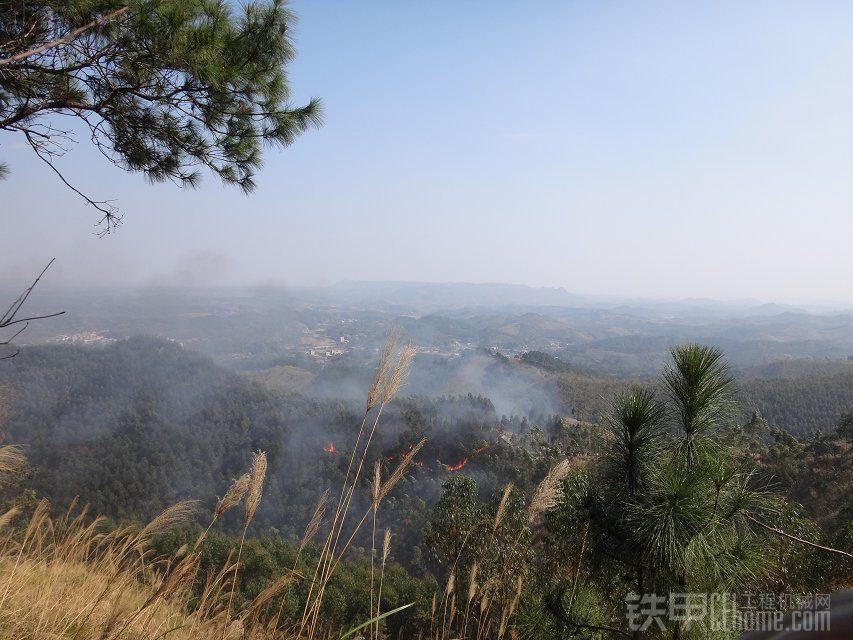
[546,345,819,639]
[0,0,322,230]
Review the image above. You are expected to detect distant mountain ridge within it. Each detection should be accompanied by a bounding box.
[319,281,589,310]
[316,281,852,318]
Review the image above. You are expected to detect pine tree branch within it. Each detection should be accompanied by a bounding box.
[0,7,129,67]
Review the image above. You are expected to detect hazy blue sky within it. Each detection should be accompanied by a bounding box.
[3,1,853,302]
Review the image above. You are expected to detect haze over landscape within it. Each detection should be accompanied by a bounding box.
[4,1,853,303]
[1,2,851,639]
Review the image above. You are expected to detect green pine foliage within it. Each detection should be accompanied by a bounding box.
[537,345,850,638]
[0,1,321,227]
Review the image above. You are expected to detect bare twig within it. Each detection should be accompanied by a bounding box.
[0,259,64,358]
[23,131,120,234]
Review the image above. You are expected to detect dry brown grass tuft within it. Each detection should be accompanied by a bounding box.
[0,445,27,478]
[0,507,19,532]
[0,450,303,640]
[0,506,217,640]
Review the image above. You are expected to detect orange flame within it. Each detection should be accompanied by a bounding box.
[323,441,335,453]
[444,457,468,471]
[439,443,488,472]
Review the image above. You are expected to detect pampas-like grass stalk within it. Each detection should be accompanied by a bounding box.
[195,473,252,550]
[374,528,392,639]
[137,501,199,548]
[479,592,489,616]
[367,330,399,412]
[381,528,392,566]
[492,483,514,534]
[439,572,456,640]
[376,438,426,503]
[247,571,298,621]
[159,553,202,602]
[273,489,328,631]
[380,345,417,405]
[0,506,19,532]
[369,460,382,639]
[508,574,523,618]
[323,437,427,611]
[372,459,382,504]
[528,459,573,524]
[298,489,329,557]
[226,451,267,631]
[466,563,478,605]
[217,473,251,520]
[304,331,402,637]
[461,562,479,639]
[302,336,423,639]
[244,451,267,528]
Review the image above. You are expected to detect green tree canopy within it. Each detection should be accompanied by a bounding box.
[543,345,844,639]
[0,0,321,230]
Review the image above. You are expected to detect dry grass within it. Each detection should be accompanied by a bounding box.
[0,446,289,640]
[0,444,27,478]
[0,501,215,640]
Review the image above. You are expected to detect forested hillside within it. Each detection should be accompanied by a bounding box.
[0,338,575,567]
[1,337,850,638]
[740,368,853,434]
[3,337,850,556]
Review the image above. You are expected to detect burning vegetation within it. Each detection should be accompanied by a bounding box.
[439,443,489,472]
